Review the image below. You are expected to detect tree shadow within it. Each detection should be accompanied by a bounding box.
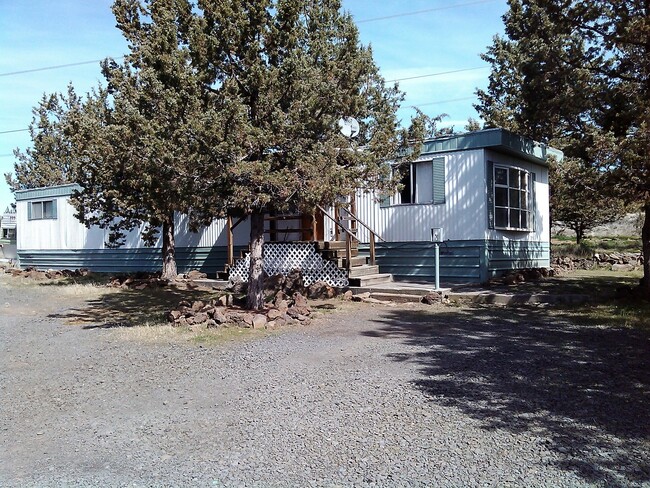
[48,288,217,327]
[363,305,650,485]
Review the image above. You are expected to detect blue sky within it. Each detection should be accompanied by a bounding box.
[0,0,507,210]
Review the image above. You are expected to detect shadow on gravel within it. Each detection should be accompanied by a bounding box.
[48,288,215,327]
[364,306,650,485]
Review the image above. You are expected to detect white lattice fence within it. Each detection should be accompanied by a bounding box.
[229,242,348,287]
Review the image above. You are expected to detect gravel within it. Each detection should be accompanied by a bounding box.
[1,275,649,487]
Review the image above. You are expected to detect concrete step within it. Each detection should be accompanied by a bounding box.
[348,273,393,287]
[348,264,380,278]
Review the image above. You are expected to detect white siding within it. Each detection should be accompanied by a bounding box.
[350,149,489,242]
[18,196,252,251]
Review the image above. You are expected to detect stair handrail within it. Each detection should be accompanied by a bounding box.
[338,206,385,242]
[316,205,359,242]
[316,204,382,267]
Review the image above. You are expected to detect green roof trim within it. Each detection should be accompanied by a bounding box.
[418,128,562,166]
[15,183,82,202]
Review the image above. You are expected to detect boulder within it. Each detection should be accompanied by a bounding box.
[308,281,337,299]
[187,270,208,280]
[293,292,308,308]
[252,314,267,329]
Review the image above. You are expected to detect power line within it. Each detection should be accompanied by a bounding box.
[0,94,479,136]
[387,67,486,83]
[0,1,498,78]
[357,0,498,23]
[0,56,125,77]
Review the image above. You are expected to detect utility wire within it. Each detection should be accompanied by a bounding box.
[0,94,480,137]
[0,1,497,78]
[386,67,486,83]
[356,0,498,23]
[0,56,125,77]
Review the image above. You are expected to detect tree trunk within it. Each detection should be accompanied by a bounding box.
[640,203,650,294]
[575,226,584,245]
[246,211,265,310]
[161,216,178,281]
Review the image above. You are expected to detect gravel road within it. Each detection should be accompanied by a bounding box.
[1,275,649,487]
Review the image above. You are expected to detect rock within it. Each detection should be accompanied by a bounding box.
[308,281,337,299]
[342,290,354,301]
[421,292,442,305]
[242,313,255,327]
[287,306,311,318]
[252,314,267,329]
[264,274,286,291]
[191,300,205,312]
[293,292,308,308]
[352,292,370,302]
[217,294,232,307]
[174,316,188,327]
[274,317,287,327]
[205,319,219,329]
[267,308,284,320]
[187,270,208,280]
[276,299,289,312]
[193,312,209,324]
[227,279,247,294]
[212,308,228,324]
[266,320,276,328]
[167,310,182,322]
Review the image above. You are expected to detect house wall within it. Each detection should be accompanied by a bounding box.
[339,149,488,243]
[350,148,551,284]
[15,186,252,274]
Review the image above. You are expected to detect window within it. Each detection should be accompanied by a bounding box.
[493,165,532,230]
[28,200,57,220]
[384,158,445,206]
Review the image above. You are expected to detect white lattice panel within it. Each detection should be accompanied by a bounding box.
[229,242,348,287]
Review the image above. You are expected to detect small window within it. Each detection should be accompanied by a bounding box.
[493,165,532,230]
[28,200,57,220]
[391,158,445,206]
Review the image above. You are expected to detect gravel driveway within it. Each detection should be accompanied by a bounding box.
[1,276,649,487]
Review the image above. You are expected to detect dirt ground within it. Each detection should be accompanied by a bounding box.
[1,273,649,487]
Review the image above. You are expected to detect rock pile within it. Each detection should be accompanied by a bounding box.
[5,267,91,280]
[552,251,642,274]
[107,272,168,290]
[167,291,313,330]
[491,267,554,286]
[228,269,340,300]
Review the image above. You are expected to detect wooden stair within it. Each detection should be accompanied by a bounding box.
[315,241,392,287]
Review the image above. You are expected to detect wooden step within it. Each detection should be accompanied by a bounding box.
[339,256,367,268]
[320,248,359,260]
[348,273,393,287]
[348,264,380,278]
[317,240,358,250]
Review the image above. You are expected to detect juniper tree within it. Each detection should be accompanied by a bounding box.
[190,0,419,309]
[475,0,647,274]
[68,0,235,280]
[7,87,82,190]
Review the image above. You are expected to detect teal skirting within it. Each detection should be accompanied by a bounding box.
[361,240,550,285]
[17,246,248,276]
